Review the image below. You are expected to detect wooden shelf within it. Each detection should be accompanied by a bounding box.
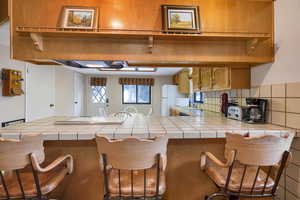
[16,27,272,55]
[16,27,271,41]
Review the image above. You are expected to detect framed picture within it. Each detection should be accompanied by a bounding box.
[58,6,98,29]
[161,5,200,33]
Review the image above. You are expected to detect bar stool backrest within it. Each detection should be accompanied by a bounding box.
[0,135,44,171]
[225,132,294,166]
[220,132,294,197]
[96,135,168,170]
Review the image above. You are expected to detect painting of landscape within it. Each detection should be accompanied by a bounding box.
[67,10,94,28]
[169,10,195,29]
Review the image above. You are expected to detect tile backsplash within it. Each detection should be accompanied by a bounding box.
[200,82,300,131]
[199,89,251,114]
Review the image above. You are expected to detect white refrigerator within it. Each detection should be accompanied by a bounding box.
[161,85,186,116]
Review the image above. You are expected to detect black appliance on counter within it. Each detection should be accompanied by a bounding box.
[242,98,268,124]
[227,98,268,124]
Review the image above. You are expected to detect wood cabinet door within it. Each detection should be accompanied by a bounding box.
[212,67,230,90]
[192,68,201,91]
[173,73,179,85]
[200,67,212,90]
[178,70,190,94]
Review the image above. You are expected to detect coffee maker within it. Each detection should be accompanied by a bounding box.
[242,98,268,124]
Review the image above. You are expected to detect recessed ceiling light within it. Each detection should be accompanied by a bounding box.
[99,68,118,71]
[86,64,105,68]
[137,67,156,72]
[120,67,136,71]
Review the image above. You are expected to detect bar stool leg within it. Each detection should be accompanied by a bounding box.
[204,192,227,200]
[229,195,239,200]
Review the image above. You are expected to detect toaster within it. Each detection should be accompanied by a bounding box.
[227,106,243,121]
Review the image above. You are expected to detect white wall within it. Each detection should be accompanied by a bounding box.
[55,67,75,116]
[0,34,26,124]
[251,0,300,86]
[86,75,173,116]
[74,72,86,116]
[54,67,86,116]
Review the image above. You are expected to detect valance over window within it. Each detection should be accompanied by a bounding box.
[119,78,154,86]
[90,77,107,86]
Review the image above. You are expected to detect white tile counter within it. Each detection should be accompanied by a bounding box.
[0,112,296,140]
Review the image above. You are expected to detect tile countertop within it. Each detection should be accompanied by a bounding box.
[0,112,296,141]
[172,107,202,116]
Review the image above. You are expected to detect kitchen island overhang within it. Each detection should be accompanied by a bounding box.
[0,112,295,141]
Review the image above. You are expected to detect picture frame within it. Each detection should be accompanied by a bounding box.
[161,5,200,33]
[58,6,98,29]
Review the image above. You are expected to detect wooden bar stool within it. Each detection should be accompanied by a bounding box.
[123,106,138,115]
[110,112,132,120]
[95,135,168,200]
[0,135,73,200]
[200,132,294,200]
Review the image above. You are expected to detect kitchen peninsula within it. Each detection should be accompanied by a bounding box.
[0,113,295,200]
[0,113,294,140]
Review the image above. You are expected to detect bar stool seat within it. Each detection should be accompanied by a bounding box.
[108,165,166,197]
[201,132,294,200]
[206,165,274,193]
[0,167,68,198]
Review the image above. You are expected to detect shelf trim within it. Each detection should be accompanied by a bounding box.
[16,26,272,40]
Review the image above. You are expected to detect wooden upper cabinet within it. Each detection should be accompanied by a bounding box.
[192,68,201,91]
[200,68,212,91]
[172,74,179,85]
[195,65,250,92]
[178,70,190,94]
[0,0,8,25]
[212,67,230,90]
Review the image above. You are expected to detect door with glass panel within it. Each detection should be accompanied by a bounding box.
[87,84,109,117]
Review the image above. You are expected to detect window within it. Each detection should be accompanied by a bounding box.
[194,92,203,103]
[122,85,151,104]
[91,86,107,103]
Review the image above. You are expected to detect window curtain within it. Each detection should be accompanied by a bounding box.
[119,78,154,86]
[90,77,107,86]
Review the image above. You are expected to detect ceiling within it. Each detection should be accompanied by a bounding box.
[64,66,182,76]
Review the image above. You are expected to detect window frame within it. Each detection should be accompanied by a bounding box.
[122,85,152,105]
[194,92,203,104]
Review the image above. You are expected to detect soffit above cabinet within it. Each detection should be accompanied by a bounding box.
[10,0,274,66]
